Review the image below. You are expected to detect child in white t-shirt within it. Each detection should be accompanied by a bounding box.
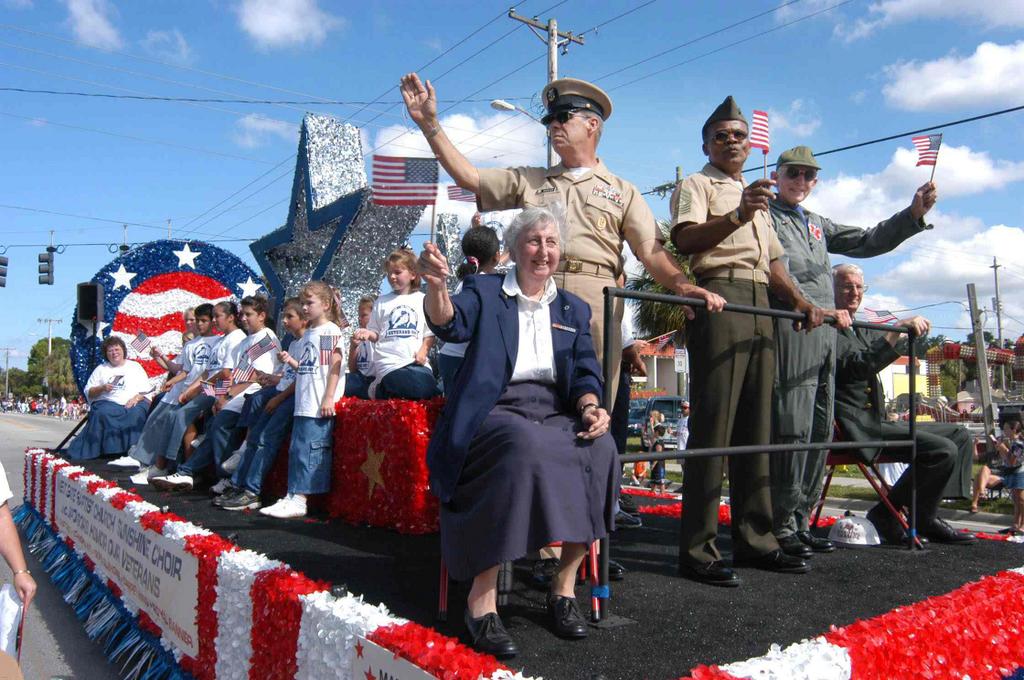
[354,249,439,400]
[260,282,346,519]
[344,295,376,399]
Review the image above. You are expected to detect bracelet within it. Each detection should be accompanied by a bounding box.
[424,123,441,140]
[12,569,29,576]
[579,403,599,415]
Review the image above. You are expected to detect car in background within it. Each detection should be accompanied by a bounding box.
[627,398,648,437]
[640,396,686,450]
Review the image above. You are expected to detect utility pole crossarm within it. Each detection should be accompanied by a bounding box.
[508,10,585,45]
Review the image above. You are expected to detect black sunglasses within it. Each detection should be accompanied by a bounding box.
[784,166,818,181]
[542,109,583,126]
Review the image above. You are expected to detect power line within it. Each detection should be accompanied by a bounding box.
[577,0,661,37]
[0,238,253,248]
[0,203,233,241]
[643,103,1024,195]
[0,86,531,106]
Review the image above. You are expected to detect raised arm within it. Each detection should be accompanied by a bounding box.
[400,73,480,193]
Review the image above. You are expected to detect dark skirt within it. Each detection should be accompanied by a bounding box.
[441,381,617,581]
[67,399,148,460]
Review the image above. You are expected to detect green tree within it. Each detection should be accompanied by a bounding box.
[26,337,76,398]
[626,220,694,339]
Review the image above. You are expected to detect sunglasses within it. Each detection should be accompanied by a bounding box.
[784,166,818,181]
[711,129,747,144]
[542,109,583,126]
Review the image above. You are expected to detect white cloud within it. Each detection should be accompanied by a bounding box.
[834,0,1024,42]
[62,0,122,49]
[882,41,1024,111]
[373,112,546,168]
[139,29,192,64]
[850,90,867,105]
[768,99,821,138]
[423,38,443,53]
[233,114,296,148]
[235,0,344,50]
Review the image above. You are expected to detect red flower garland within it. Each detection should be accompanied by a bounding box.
[328,397,443,534]
[50,461,70,531]
[87,480,118,495]
[107,579,122,599]
[622,487,679,500]
[67,471,87,481]
[367,621,508,680]
[38,460,49,521]
[108,492,144,510]
[248,567,328,679]
[636,502,732,524]
[825,570,1024,679]
[680,666,743,680]
[181,533,236,680]
[139,511,186,534]
[137,610,163,639]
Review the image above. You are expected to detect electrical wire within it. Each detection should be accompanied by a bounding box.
[577,0,661,37]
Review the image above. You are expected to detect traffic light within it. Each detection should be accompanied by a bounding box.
[38,247,55,285]
[0,256,7,288]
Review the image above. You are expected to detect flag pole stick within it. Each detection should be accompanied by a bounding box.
[928,155,938,183]
[763,151,768,179]
[429,201,437,243]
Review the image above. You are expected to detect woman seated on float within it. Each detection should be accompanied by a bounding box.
[67,336,152,460]
[418,206,617,659]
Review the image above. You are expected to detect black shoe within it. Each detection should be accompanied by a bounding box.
[678,560,741,587]
[529,558,558,588]
[547,595,588,639]
[920,518,977,545]
[866,505,909,545]
[608,559,626,581]
[796,530,835,553]
[220,489,262,512]
[213,488,242,507]
[777,534,813,558]
[463,611,518,658]
[619,494,638,514]
[733,549,810,574]
[615,510,643,530]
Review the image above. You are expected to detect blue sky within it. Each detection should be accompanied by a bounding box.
[1,0,1023,368]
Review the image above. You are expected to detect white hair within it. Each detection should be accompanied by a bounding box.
[832,263,864,279]
[504,206,566,255]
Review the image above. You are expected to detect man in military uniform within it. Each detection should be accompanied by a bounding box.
[832,264,976,546]
[670,97,826,587]
[399,73,725,395]
[766,146,939,558]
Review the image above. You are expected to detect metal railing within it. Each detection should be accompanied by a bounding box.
[592,287,920,624]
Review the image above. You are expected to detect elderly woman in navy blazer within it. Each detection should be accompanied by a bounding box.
[419,206,617,658]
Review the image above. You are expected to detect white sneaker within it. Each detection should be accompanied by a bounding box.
[259,495,307,519]
[108,455,141,469]
[129,467,153,485]
[210,478,233,495]
[151,473,194,491]
[221,452,243,474]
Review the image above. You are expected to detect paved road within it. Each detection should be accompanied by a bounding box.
[0,413,120,680]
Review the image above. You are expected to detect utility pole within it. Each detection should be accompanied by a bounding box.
[507,9,585,168]
[0,347,14,399]
[967,284,997,446]
[991,257,1005,391]
[37,317,61,401]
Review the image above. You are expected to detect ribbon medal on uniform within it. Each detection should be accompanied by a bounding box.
[808,222,823,241]
[551,323,577,334]
[591,185,623,208]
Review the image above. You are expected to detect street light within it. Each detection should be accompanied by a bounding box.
[489,99,554,168]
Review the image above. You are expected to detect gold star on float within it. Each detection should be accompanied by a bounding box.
[360,446,386,500]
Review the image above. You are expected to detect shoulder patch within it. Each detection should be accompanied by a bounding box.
[674,183,692,217]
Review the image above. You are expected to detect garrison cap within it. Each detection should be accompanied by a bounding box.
[702,96,747,138]
[541,78,612,125]
[776,145,821,170]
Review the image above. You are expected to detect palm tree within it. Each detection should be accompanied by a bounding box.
[626,219,695,339]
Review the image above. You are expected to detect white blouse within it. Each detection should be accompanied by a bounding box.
[502,267,558,385]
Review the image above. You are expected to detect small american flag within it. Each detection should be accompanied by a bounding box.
[232,363,256,384]
[201,379,230,397]
[862,308,898,325]
[245,335,277,362]
[750,110,770,154]
[371,155,439,206]
[129,332,151,355]
[319,335,340,365]
[912,134,942,166]
[446,185,476,203]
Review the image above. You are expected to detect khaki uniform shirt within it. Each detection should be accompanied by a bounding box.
[670,163,783,281]
[477,160,662,276]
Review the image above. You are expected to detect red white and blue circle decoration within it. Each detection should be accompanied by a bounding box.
[69,239,266,395]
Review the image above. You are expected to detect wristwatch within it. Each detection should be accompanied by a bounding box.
[728,208,744,226]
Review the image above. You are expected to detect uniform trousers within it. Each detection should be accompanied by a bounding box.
[769,322,837,538]
[681,279,778,565]
[874,421,959,523]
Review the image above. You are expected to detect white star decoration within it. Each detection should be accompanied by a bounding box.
[237,276,262,298]
[173,243,201,269]
[109,264,137,290]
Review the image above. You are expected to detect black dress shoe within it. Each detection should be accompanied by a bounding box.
[608,559,626,581]
[796,530,835,553]
[547,595,588,639]
[733,549,811,574]
[678,560,741,587]
[920,518,977,545]
[778,534,813,558]
[867,505,910,545]
[464,611,519,658]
